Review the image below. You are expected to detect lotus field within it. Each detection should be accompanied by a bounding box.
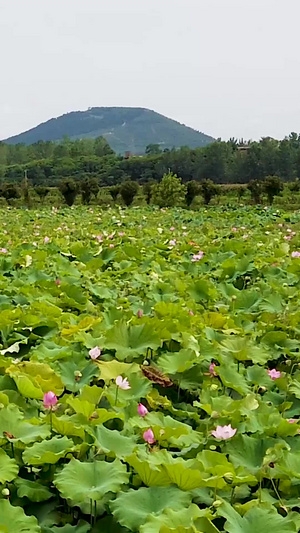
[2,205,300,532]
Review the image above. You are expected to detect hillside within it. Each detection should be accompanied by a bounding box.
[3,107,214,154]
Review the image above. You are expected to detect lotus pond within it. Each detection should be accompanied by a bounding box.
[1,205,300,532]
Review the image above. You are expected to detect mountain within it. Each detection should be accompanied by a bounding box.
[3,107,214,154]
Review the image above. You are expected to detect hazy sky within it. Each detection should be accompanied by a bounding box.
[1,0,300,141]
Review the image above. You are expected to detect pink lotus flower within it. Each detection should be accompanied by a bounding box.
[55,279,61,286]
[89,346,101,360]
[268,369,281,380]
[43,391,58,409]
[116,376,131,390]
[108,233,115,240]
[44,237,50,244]
[291,251,300,258]
[169,239,176,246]
[138,403,148,417]
[109,244,114,248]
[119,232,125,237]
[188,310,194,316]
[192,251,204,262]
[96,235,103,243]
[288,419,297,423]
[232,227,238,232]
[284,235,292,241]
[0,248,7,254]
[170,227,175,231]
[143,428,155,444]
[137,309,143,318]
[209,363,217,377]
[211,424,237,440]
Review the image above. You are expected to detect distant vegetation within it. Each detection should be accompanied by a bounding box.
[2,133,300,191]
[3,107,214,154]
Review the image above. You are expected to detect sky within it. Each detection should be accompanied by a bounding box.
[1,0,300,141]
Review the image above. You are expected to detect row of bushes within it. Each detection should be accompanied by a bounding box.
[0,174,297,208]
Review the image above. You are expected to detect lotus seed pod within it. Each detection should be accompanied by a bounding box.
[212,499,223,508]
[223,472,234,484]
[209,445,217,451]
[210,384,218,391]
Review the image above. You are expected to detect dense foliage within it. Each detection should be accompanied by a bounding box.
[0,205,300,530]
[2,133,300,189]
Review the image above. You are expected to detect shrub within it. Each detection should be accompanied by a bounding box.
[59,178,78,206]
[186,180,200,207]
[80,177,99,204]
[0,183,20,205]
[109,185,121,202]
[143,181,155,205]
[120,181,139,207]
[152,172,187,208]
[248,180,264,204]
[200,179,220,205]
[263,175,284,204]
[35,186,50,203]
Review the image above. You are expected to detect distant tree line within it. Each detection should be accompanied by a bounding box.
[2,133,300,189]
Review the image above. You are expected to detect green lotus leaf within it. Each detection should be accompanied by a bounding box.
[157,349,198,375]
[126,454,171,486]
[6,361,64,399]
[42,522,90,533]
[59,360,99,392]
[51,414,85,439]
[15,477,53,501]
[98,360,140,381]
[140,504,211,533]
[105,321,161,360]
[92,425,137,457]
[225,434,274,474]
[23,435,75,465]
[0,404,50,445]
[0,448,18,483]
[110,486,192,531]
[54,458,129,503]
[0,499,41,532]
[218,501,297,533]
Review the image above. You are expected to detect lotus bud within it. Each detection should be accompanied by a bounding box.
[285,360,292,367]
[231,295,237,301]
[143,360,149,366]
[2,488,9,497]
[223,472,234,484]
[211,411,219,418]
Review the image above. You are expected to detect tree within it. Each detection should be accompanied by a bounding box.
[199,179,220,205]
[152,172,187,208]
[109,185,121,202]
[145,144,162,155]
[59,178,78,206]
[0,183,20,205]
[143,181,155,205]
[247,180,263,204]
[35,186,50,203]
[186,180,200,207]
[120,180,139,206]
[263,175,283,204]
[80,176,99,204]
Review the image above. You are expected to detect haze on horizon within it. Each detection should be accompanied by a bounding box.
[1,0,300,143]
